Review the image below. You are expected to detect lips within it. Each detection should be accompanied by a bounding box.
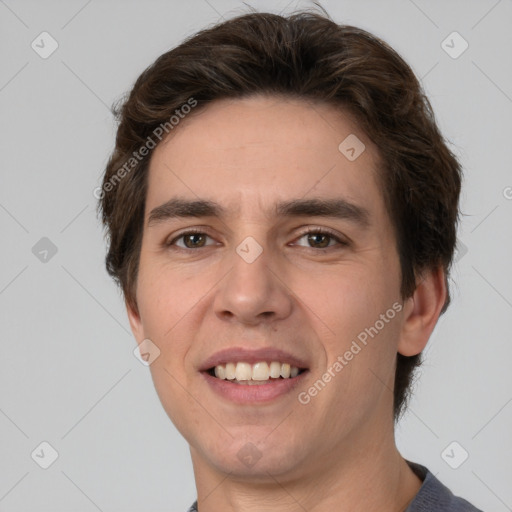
[199,347,310,403]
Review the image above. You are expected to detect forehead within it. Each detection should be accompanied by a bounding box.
[146,95,384,219]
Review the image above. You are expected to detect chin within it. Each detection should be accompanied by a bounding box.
[196,436,307,480]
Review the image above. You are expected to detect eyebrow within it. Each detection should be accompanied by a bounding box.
[148,199,223,226]
[276,198,370,228]
[147,197,370,228]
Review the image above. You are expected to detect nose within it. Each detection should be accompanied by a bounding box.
[213,244,294,326]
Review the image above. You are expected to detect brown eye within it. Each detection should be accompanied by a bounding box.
[168,231,215,249]
[182,233,207,248]
[293,229,347,250]
[307,233,331,248]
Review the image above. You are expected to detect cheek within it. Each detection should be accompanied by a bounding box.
[134,263,208,435]
[291,262,385,335]
[136,248,210,333]
[293,260,401,380]
[135,259,203,366]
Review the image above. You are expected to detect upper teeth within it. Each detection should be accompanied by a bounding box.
[214,361,300,381]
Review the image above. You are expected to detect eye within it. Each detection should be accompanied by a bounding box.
[167,230,216,249]
[293,229,347,249]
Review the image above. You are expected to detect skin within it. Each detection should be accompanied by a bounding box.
[126,95,446,511]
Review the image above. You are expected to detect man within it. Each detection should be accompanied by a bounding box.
[98,9,482,512]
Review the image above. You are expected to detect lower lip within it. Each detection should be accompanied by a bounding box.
[202,371,308,404]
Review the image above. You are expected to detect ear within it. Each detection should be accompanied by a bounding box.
[125,298,145,342]
[397,266,447,357]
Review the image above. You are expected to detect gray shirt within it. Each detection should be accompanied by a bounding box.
[405,461,483,511]
[186,461,483,511]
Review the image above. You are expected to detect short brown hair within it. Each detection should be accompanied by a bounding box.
[98,11,462,421]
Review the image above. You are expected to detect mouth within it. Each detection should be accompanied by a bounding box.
[199,348,310,403]
[205,361,307,384]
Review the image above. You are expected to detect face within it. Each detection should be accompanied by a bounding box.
[128,95,408,480]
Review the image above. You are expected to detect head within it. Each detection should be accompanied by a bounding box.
[98,11,461,478]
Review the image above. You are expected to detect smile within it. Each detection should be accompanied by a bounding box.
[200,347,310,402]
[209,361,305,384]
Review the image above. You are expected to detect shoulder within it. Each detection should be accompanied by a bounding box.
[406,461,484,512]
[186,465,484,512]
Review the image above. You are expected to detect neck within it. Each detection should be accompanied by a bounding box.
[190,416,422,512]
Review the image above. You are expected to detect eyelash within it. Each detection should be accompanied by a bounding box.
[165,227,348,250]
[166,228,213,249]
[293,227,348,249]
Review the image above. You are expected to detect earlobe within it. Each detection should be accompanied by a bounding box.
[397,266,447,357]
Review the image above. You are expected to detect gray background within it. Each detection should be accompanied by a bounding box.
[1,0,511,510]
